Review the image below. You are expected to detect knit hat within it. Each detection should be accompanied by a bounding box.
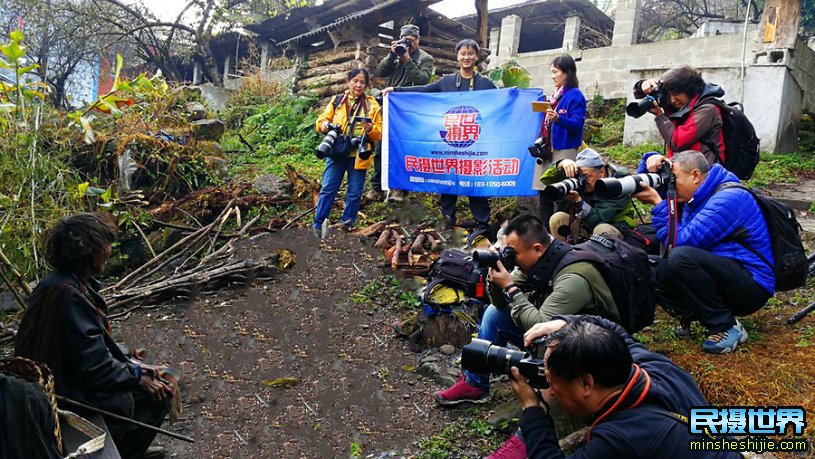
[576,148,604,168]
[400,24,420,37]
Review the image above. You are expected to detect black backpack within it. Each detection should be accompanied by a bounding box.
[698,99,760,180]
[716,183,808,291]
[422,249,485,305]
[555,234,657,334]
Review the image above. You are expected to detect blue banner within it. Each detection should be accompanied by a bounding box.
[383,88,545,197]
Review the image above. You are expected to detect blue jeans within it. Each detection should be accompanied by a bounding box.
[313,156,367,228]
[465,304,525,390]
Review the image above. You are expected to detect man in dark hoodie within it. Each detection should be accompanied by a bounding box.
[636,65,724,167]
[509,314,741,459]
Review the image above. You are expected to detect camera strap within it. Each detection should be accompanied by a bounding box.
[664,175,679,257]
[341,96,365,136]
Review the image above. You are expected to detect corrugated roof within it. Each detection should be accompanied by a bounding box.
[277,0,427,47]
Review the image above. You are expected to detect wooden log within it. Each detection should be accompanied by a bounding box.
[421,45,458,62]
[297,81,348,99]
[297,71,351,90]
[301,60,357,80]
[418,35,458,49]
[432,57,460,73]
[305,48,358,67]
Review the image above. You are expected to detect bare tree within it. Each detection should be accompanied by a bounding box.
[638,0,764,42]
[0,0,123,107]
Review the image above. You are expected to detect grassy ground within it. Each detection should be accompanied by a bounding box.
[220,92,815,456]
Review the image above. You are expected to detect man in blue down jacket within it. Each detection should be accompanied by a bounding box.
[509,315,741,458]
[634,150,774,354]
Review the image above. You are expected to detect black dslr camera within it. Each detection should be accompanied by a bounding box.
[461,338,549,389]
[315,123,342,159]
[626,84,669,118]
[472,246,516,271]
[527,137,549,160]
[394,37,413,56]
[542,173,587,200]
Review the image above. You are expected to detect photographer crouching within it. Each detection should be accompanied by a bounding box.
[541,148,637,242]
[434,215,620,458]
[506,315,741,458]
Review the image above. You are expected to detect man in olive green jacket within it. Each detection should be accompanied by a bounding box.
[367,24,435,202]
[435,215,619,406]
[542,148,638,242]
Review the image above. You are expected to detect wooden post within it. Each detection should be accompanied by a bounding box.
[475,0,489,48]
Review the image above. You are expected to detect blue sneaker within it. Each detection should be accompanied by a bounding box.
[702,320,748,354]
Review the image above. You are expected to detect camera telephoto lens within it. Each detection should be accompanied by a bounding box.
[461,339,549,389]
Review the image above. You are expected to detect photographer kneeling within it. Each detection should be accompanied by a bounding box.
[435,215,620,456]
[509,315,741,458]
[542,148,636,242]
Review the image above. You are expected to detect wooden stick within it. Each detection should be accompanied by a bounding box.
[281,206,317,230]
[106,200,236,292]
[0,247,31,295]
[0,269,26,310]
[132,221,157,259]
[55,395,195,443]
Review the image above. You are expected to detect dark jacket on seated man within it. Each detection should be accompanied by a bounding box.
[520,315,740,459]
[16,272,141,416]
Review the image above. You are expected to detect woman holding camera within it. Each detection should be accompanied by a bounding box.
[636,66,724,168]
[383,39,497,229]
[313,68,382,239]
[538,54,587,227]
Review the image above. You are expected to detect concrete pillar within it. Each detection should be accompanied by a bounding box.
[498,15,522,61]
[223,53,231,83]
[612,0,642,47]
[489,27,500,63]
[260,41,270,77]
[192,61,202,85]
[562,16,581,50]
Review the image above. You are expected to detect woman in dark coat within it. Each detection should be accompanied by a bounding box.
[15,212,171,459]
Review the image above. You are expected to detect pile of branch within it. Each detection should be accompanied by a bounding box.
[103,200,293,313]
[148,183,292,222]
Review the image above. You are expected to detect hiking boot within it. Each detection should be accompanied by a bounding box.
[485,434,527,459]
[388,189,405,203]
[365,189,384,202]
[312,224,323,240]
[702,320,748,354]
[434,375,490,406]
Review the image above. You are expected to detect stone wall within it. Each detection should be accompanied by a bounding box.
[492,9,815,153]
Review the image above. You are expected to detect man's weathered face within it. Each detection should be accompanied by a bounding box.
[402,34,419,53]
[544,344,592,420]
[504,232,544,273]
[671,162,704,202]
[580,166,605,193]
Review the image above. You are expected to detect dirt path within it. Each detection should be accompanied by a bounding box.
[119,228,467,458]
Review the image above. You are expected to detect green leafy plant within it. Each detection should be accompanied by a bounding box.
[349,441,363,458]
[0,30,46,126]
[489,60,532,89]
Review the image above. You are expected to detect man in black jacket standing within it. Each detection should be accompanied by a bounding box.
[508,315,740,458]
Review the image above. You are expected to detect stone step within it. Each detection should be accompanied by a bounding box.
[762,181,815,212]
